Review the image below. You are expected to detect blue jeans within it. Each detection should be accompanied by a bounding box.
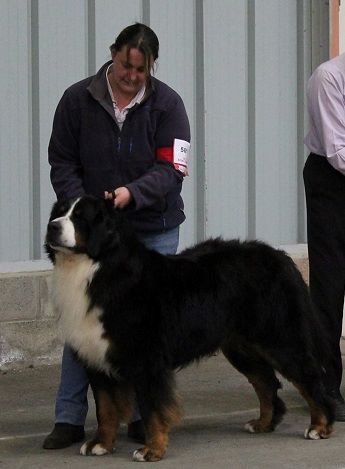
[55,227,179,425]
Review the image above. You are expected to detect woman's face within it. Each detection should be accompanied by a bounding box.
[110,46,150,98]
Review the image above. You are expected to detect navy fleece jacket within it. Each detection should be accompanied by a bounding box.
[48,61,190,233]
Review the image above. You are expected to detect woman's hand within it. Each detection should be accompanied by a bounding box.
[104,187,132,209]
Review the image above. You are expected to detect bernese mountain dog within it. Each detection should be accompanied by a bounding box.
[45,195,334,462]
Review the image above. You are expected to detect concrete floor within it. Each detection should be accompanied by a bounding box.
[1,354,345,469]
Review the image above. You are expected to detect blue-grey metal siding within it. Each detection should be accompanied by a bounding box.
[0,0,330,262]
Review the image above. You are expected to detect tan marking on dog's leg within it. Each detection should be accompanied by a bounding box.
[133,403,182,462]
[293,382,333,440]
[82,386,133,456]
[221,343,285,434]
[113,383,134,424]
[245,375,276,433]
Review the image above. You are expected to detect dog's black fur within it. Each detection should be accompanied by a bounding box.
[46,195,334,462]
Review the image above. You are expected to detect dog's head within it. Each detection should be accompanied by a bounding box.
[45,196,122,261]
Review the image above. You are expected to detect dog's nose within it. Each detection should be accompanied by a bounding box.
[47,220,60,235]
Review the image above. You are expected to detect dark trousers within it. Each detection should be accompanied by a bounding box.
[303,153,345,393]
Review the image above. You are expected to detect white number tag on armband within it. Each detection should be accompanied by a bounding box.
[173,139,190,176]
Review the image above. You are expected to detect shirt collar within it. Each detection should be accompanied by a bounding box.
[106,63,146,109]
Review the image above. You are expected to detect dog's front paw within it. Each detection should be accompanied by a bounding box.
[80,440,111,456]
[133,447,163,462]
[244,419,274,433]
[304,425,332,440]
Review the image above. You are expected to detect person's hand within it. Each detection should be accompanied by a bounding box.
[104,187,132,209]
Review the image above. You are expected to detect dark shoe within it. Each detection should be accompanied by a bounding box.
[43,423,85,449]
[127,420,145,444]
[328,390,345,422]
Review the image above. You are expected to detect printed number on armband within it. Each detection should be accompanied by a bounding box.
[173,139,190,175]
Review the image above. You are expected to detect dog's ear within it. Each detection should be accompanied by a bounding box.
[86,205,120,258]
[86,222,106,258]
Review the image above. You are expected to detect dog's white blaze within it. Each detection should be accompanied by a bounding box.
[51,198,80,248]
[52,253,111,375]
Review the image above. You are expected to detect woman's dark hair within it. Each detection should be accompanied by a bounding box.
[110,23,159,75]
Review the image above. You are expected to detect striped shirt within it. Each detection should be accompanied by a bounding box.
[304,53,345,175]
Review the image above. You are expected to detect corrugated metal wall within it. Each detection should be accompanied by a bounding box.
[0,0,330,262]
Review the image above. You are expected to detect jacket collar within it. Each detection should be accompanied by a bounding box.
[87,61,154,119]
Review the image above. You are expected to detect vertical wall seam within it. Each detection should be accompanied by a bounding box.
[30,0,41,259]
[296,0,305,243]
[195,0,206,242]
[28,1,33,258]
[87,0,96,75]
[296,0,310,243]
[142,0,150,25]
[297,0,330,243]
[247,0,256,240]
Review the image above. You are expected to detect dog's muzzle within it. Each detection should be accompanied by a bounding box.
[46,217,77,250]
[46,220,62,245]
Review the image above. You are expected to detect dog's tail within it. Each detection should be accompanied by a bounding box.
[281,254,336,424]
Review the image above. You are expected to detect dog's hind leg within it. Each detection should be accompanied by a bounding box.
[80,373,134,456]
[222,344,286,433]
[295,382,333,440]
[132,371,182,462]
[275,358,334,440]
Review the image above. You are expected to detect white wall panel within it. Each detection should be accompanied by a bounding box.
[94,0,142,70]
[0,0,330,262]
[204,0,248,239]
[37,0,88,258]
[253,0,298,245]
[0,1,31,261]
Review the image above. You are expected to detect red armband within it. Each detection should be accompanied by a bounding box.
[156,139,190,176]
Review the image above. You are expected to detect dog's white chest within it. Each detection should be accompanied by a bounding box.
[52,254,111,374]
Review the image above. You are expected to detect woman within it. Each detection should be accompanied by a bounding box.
[44,23,190,449]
